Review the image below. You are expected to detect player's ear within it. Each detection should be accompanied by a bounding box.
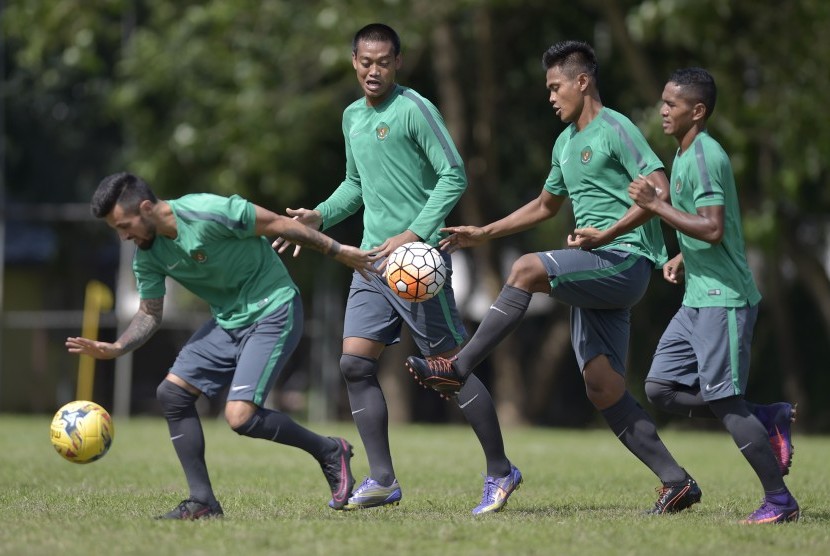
[138,199,154,216]
[692,102,707,122]
[394,53,402,70]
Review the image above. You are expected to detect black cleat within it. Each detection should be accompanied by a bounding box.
[405,355,465,398]
[321,437,355,510]
[648,477,702,514]
[157,499,224,520]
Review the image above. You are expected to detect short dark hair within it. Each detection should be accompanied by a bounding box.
[90,172,157,218]
[668,67,717,118]
[542,40,598,80]
[353,23,401,56]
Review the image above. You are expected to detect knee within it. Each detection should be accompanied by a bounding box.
[506,254,547,292]
[340,354,378,382]
[582,357,625,409]
[225,401,257,431]
[156,379,197,417]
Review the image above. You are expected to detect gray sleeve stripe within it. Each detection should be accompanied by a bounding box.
[693,141,714,197]
[177,209,247,230]
[600,111,646,171]
[401,90,461,167]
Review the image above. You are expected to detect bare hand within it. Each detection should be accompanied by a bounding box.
[66,337,121,360]
[663,253,685,285]
[438,226,487,254]
[373,231,421,272]
[271,208,322,257]
[567,227,606,249]
[628,175,659,211]
[334,245,382,280]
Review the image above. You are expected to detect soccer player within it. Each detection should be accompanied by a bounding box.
[407,40,702,514]
[66,172,379,519]
[628,68,799,523]
[273,23,521,514]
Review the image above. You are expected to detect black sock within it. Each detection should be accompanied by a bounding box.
[457,375,511,477]
[233,407,333,461]
[455,285,531,379]
[709,397,785,492]
[601,391,687,484]
[157,380,217,506]
[341,354,395,486]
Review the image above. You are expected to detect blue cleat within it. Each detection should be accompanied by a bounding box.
[472,465,523,515]
[333,477,402,510]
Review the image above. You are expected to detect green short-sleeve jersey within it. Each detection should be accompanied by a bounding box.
[544,107,667,267]
[315,85,467,249]
[132,193,298,329]
[669,131,761,308]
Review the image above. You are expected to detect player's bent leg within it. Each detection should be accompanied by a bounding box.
[229,404,357,510]
[645,379,716,419]
[505,253,556,293]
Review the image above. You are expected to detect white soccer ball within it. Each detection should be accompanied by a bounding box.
[385,241,447,302]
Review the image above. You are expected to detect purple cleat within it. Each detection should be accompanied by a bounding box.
[752,402,796,476]
[740,496,800,524]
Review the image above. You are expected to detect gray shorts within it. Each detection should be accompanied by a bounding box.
[169,293,303,405]
[647,304,758,401]
[536,248,652,375]
[343,251,466,355]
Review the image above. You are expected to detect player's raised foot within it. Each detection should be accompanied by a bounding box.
[752,402,796,475]
[321,437,355,510]
[339,477,402,510]
[472,465,523,515]
[156,499,224,520]
[648,476,702,514]
[740,496,800,524]
[405,355,464,398]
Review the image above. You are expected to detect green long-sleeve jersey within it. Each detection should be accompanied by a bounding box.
[316,85,467,249]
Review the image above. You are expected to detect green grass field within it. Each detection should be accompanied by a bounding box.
[1,416,827,556]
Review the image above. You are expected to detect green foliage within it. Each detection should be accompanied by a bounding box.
[2,417,829,555]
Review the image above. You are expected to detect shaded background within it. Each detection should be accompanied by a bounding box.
[2,0,829,430]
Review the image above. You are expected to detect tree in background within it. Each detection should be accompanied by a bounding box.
[3,0,829,428]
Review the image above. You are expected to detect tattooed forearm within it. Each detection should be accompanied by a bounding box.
[116,297,163,354]
[285,224,341,257]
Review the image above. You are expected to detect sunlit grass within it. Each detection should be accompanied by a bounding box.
[1,416,827,556]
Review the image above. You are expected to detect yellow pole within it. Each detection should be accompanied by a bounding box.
[76,280,114,400]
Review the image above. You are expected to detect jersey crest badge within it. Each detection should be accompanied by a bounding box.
[376,123,390,141]
[190,250,208,263]
[580,146,593,164]
[675,179,683,193]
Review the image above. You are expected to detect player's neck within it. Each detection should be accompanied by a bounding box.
[677,124,704,154]
[153,201,178,239]
[573,95,602,131]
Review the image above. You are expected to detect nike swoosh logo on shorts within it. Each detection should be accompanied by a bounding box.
[429,337,446,348]
[231,385,250,392]
[705,381,726,392]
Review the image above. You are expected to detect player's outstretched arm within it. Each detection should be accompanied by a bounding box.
[271,207,323,257]
[441,190,564,253]
[65,297,163,359]
[255,205,379,279]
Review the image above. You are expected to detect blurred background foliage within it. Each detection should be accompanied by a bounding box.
[3,0,829,429]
